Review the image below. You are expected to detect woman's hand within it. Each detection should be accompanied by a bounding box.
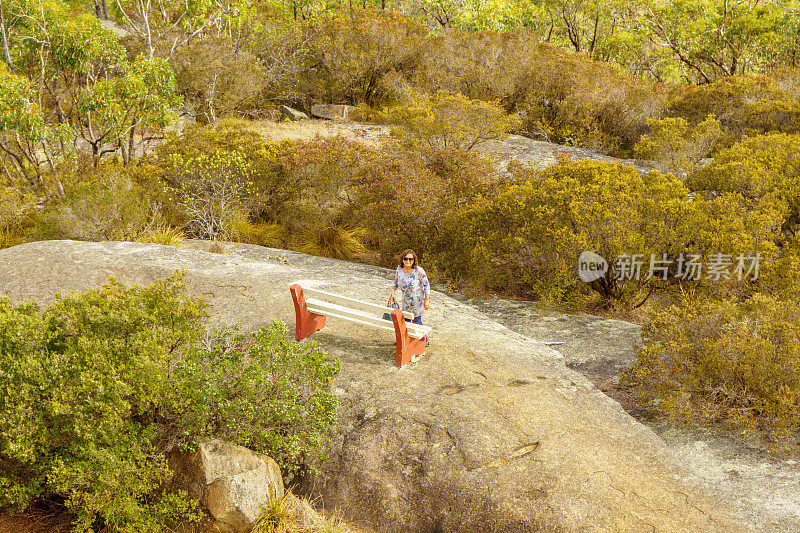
[424,296,430,310]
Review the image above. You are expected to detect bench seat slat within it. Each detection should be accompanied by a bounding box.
[303,287,414,320]
[306,298,430,339]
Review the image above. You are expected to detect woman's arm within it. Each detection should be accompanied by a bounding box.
[389,268,400,303]
[420,267,430,309]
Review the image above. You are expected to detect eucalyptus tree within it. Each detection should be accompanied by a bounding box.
[638,0,794,82]
[0,0,180,186]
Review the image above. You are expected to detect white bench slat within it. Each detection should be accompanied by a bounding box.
[306,298,431,339]
[303,287,414,320]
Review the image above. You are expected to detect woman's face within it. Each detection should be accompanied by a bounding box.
[402,253,415,267]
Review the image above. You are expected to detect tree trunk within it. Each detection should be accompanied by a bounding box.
[0,3,14,71]
[126,121,136,166]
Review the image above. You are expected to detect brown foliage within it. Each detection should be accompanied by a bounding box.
[304,10,426,106]
[666,76,800,148]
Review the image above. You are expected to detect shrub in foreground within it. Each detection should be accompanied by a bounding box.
[622,293,800,447]
[0,274,339,531]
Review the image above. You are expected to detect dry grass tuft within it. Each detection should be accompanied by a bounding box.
[208,241,226,254]
[253,493,372,533]
[0,228,25,250]
[136,225,186,247]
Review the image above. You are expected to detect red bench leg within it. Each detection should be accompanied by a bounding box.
[290,284,326,341]
[391,309,426,367]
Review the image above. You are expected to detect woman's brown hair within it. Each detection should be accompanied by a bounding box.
[398,249,418,268]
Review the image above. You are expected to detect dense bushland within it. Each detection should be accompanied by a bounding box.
[622,293,800,448]
[429,158,783,306]
[0,275,339,531]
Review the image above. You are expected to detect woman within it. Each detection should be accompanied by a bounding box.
[389,249,430,331]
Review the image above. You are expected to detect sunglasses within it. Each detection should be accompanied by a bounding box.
[403,257,414,262]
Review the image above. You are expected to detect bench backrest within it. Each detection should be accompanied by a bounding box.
[303,287,414,320]
[300,286,430,340]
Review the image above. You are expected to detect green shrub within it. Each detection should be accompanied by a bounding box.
[0,275,207,531]
[0,274,340,530]
[178,322,340,483]
[622,293,800,446]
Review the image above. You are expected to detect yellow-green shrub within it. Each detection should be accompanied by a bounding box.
[351,143,495,264]
[171,35,268,123]
[634,115,722,177]
[156,119,295,224]
[388,90,520,151]
[433,158,783,306]
[305,10,426,106]
[0,185,36,248]
[622,293,800,446]
[414,33,661,154]
[412,29,543,109]
[40,173,155,241]
[518,44,662,153]
[433,159,692,304]
[688,133,800,230]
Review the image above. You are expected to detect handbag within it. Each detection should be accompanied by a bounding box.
[382,299,400,321]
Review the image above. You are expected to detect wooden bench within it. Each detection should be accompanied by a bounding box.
[290,284,431,367]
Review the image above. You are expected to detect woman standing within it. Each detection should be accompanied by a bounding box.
[388,249,430,331]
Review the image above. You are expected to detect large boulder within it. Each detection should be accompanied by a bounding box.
[0,241,750,532]
[168,439,284,533]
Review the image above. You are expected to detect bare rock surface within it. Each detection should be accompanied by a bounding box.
[476,135,655,176]
[0,240,752,532]
[280,105,310,121]
[450,295,800,532]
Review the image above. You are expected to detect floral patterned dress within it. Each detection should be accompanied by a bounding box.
[394,265,430,318]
